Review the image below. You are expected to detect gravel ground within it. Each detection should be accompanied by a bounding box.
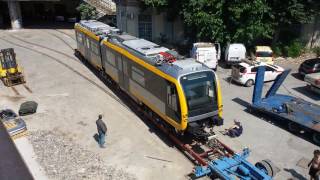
[28,131,136,180]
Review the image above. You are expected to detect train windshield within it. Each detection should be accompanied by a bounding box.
[180,71,218,117]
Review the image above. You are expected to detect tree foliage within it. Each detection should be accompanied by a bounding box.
[141,0,319,46]
[142,0,168,7]
[76,2,98,20]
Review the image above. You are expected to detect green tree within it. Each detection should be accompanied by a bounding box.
[226,0,273,45]
[142,0,168,7]
[267,0,319,44]
[141,0,319,47]
[76,2,98,20]
[182,0,226,43]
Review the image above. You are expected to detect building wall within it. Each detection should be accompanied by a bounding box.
[300,15,320,48]
[116,3,185,44]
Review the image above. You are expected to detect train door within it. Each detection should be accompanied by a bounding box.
[118,56,129,92]
[166,82,181,124]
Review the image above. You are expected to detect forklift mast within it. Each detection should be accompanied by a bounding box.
[0,48,25,87]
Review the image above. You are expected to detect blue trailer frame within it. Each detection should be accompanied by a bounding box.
[251,66,320,144]
[194,148,275,179]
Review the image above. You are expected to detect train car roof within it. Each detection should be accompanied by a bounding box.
[123,39,169,57]
[76,20,213,79]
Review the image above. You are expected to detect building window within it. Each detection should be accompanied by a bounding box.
[138,15,152,41]
[132,66,145,86]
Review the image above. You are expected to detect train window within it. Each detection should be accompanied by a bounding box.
[86,38,90,49]
[106,49,116,67]
[76,32,83,44]
[90,41,99,55]
[167,82,180,120]
[118,56,123,71]
[122,58,128,75]
[167,84,177,111]
[132,66,145,86]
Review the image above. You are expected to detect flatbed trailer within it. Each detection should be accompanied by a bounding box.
[250,66,320,145]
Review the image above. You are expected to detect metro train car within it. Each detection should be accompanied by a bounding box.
[74,20,223,137]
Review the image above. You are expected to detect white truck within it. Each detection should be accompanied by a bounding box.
[304,72,320,94]
[225,43,246,65]
[190,42,221,70]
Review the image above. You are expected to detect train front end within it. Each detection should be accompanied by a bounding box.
[180,70,223,139]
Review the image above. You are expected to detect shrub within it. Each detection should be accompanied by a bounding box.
[76,2,98,20]
[272,44,283,57]
[313,47,320,57]
[284,41,303,58]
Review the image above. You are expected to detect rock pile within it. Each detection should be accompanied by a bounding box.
[28,131,136,180]
[275,52,318,65]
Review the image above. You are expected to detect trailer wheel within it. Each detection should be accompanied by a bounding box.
[313,132,320,145]
[288,122,301,133]
[255,160,275,177]
[245,79,254,87]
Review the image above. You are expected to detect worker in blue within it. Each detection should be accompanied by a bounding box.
[223,120,243,138]
[96,114,107,148]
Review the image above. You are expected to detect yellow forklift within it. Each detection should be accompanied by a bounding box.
[0,48,25,87]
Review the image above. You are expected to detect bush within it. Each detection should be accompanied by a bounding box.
[313,47,320,57]
[284,41,303,58]
[76,2,98,20]
[272,44,283,57]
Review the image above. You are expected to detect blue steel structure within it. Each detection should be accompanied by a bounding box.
[251,66,320,144]
[194,148,273,179]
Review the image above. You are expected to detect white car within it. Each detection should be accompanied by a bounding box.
[231,62,284,87]
[304,72,320,94]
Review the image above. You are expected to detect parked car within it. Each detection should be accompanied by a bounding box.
[225,43,246,65]
[231,62,284,87]
[190,42,221,70]
[298,58,320,77]
[254,46,274,65]
[304,72,320,94]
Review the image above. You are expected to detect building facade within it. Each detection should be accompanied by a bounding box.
[0,0,79,29]
[115,0,185,45]
[300,15,320,48]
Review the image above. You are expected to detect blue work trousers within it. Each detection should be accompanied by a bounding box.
[98,130,106,147]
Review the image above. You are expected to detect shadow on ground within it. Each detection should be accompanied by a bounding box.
[291,73,304,81]
[23,21,74,29]
[292,86,320,101]
[283,168,307,180]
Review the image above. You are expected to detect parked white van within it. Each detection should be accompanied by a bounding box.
[190,42,221,70]
[225,43,246,65]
